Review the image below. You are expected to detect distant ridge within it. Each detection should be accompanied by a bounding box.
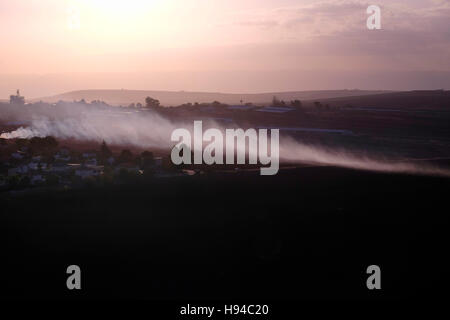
[318,90,450,109]
[33,89,390,106]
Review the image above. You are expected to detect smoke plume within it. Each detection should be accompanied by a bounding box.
[1,102,450,177]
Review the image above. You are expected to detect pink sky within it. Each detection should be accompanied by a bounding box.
[1,0,449,98]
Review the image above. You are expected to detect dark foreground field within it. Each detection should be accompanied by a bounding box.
[1,166,448,301]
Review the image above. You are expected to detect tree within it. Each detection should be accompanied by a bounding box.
[145,97,160,108]
[46,174,59,187]
[272,96,286,107]
[314,101,323,111]
[272,96,281,107]
[291,100,302,108]
[141,151,155,169]
[119,149,133,163]
[7,175,20,189]
[19,176,31,188]
[15,138,28,149]
[100,140,112,158]
[29,136,58,154]
[43,136,58,149]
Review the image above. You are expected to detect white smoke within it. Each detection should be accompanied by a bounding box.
[1,104,182,149]
[280,138,450,177]
[1,102,450,177]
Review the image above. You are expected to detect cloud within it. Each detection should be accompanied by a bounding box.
[233,0,450,37]
[228,0,450,72]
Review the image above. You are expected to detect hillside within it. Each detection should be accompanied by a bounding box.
[317,90,450,110]
[33,89,389,106]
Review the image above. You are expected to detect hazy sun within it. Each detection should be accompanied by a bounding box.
[67,0,166,35]
[84,0,158,17]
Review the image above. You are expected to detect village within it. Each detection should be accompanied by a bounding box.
[0,136,189,193]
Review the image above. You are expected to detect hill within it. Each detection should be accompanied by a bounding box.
[33,89,389,106]
[317,90,450,110]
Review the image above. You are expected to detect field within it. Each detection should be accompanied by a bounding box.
[1,166,448,300]
[1,90,449,301]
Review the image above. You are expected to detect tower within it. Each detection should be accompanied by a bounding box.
[10,89,25,105]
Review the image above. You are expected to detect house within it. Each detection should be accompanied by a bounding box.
[54,154,71,162]
[154,157,163,168]
[75,166,102,178]
[67,163,82,169]
[59,147,70,156]
[54,148,71,162]
[28,162,47,171]
[85,158,97,166]
[28,162,38,170]
[31,175,45,185]
[11,152,24,160]
[8,165,28,176]
[256,106,295,113]
[49,163,72,173]
[82,152,97,159]
[115,163,142,175]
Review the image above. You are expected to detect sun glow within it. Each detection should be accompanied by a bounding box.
[86,0,158,17]
[71,0,162,24]
[65,0,172,49]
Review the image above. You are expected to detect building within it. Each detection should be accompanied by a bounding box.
[31,175,45,185]
[11,152,24,160]
[27,162,47,171]
[49,163,72,173]
[54,148,71,161]
[115,163,141,175]
[75,166,103,178]
[8,165,28,176]
[85,158,97,166]
[82,152,97,159]
[10,90,25,105]
[0,176,6,187]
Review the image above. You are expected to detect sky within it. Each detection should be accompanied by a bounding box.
[0,0,449,98]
